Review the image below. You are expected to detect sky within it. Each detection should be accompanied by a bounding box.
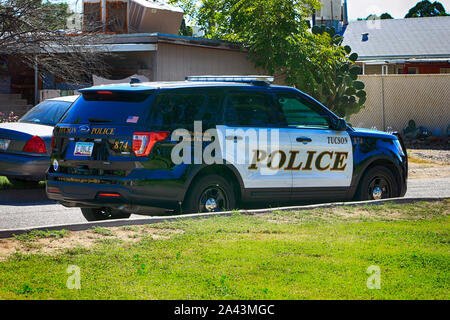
[54,0,450,21]
[347,0,450,21]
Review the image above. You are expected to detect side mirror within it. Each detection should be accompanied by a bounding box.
[333,118,347,131]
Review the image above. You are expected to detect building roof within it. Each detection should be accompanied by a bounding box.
[102,33,242,52]
[342,16,450,61]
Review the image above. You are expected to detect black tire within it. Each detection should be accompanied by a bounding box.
[81,207,131,221]
[182,174,237,214]
[355,166,399,201]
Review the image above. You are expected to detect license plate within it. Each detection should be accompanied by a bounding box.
[74,142,94,156]
[0,139,10,151]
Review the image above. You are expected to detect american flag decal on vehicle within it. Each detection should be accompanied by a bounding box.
[126,116,139,123]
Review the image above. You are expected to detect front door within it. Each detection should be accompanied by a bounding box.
[274,91,353,189]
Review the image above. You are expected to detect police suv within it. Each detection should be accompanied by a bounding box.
[47,76,407,221]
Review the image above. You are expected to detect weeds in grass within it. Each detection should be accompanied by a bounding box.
[120,226,140,232]
[14,230,68,243]
[91,227,114,237]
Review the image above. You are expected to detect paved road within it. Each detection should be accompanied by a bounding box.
[0,178,449,230]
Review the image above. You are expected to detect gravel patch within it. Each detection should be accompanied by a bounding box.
[407,149,450,179]
[408,149,450,165]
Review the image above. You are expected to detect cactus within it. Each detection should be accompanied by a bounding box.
[307,26,366,119]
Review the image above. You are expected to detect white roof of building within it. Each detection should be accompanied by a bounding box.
[342,16,450,61]
[132,0,183,12]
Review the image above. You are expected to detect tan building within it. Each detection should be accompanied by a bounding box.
[78,0,263,83]
[0,0,265,111]
[98,33,263,83]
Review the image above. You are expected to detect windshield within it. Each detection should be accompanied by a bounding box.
[19,100,73,126]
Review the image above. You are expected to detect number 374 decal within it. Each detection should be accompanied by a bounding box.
[112,140,130,152]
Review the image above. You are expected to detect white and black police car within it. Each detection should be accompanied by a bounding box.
[47,76,407,221]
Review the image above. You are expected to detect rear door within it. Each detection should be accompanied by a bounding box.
[215,88,293,195]
[274,90,353,189]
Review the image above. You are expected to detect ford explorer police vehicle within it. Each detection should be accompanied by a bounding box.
[46,76,407,221]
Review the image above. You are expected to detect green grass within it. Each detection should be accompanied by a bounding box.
[0,176,44,190]
[91,227,114,237]
[13,230,68,243]
[0,201,448,300]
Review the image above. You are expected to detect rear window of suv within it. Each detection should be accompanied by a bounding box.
[147,88,220,130]
[59,90,154,125]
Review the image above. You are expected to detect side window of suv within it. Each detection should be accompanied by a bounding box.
[224,90,282,127]
[276,92,331,130]
[149,89,207,130]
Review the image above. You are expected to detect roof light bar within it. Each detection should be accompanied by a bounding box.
[186,75,274,84]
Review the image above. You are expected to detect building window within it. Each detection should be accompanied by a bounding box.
[440,68,450,74]
[407,67,418,74]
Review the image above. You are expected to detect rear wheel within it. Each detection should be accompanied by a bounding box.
[81,207,131,221]
[182,174,237,214]
[355,166,399,201]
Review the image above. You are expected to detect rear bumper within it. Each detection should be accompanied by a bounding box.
[0,152,49,180]
[46,173,183,210]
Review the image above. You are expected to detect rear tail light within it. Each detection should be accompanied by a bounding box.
[23,136,46,154]
[98,193,121,198]
[47,187,60,194]
[132,132,170,157]
[50,136,55,153]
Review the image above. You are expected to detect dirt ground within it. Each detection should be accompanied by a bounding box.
[408,148,450,179]
[0,226,183,261]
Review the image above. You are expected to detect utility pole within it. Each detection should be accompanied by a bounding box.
[34,57,39,105]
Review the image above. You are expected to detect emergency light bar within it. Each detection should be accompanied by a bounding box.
[186,75,274,84]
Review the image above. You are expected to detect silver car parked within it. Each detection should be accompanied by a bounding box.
[0,95,79,183]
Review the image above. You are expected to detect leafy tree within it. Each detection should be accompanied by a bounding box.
[179,18,193,36]
[41,0,72,30]
[365,13,393,20]
[405,0,448,18]
[380,12,394,19]
[365,14,378,20]
[170,0,366,118]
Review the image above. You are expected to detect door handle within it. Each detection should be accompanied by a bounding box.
[226,136,243,142]
[296,137,312,143]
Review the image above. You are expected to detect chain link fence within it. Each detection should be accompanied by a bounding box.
[349,74,450,136]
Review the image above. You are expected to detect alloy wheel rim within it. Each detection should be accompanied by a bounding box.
[98,207,113,218]
[199,185,228,212]
[368,177,391,200]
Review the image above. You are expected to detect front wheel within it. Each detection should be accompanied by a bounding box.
[182,174,237,214]
[81,207,131,221]
[355,166,399,201]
